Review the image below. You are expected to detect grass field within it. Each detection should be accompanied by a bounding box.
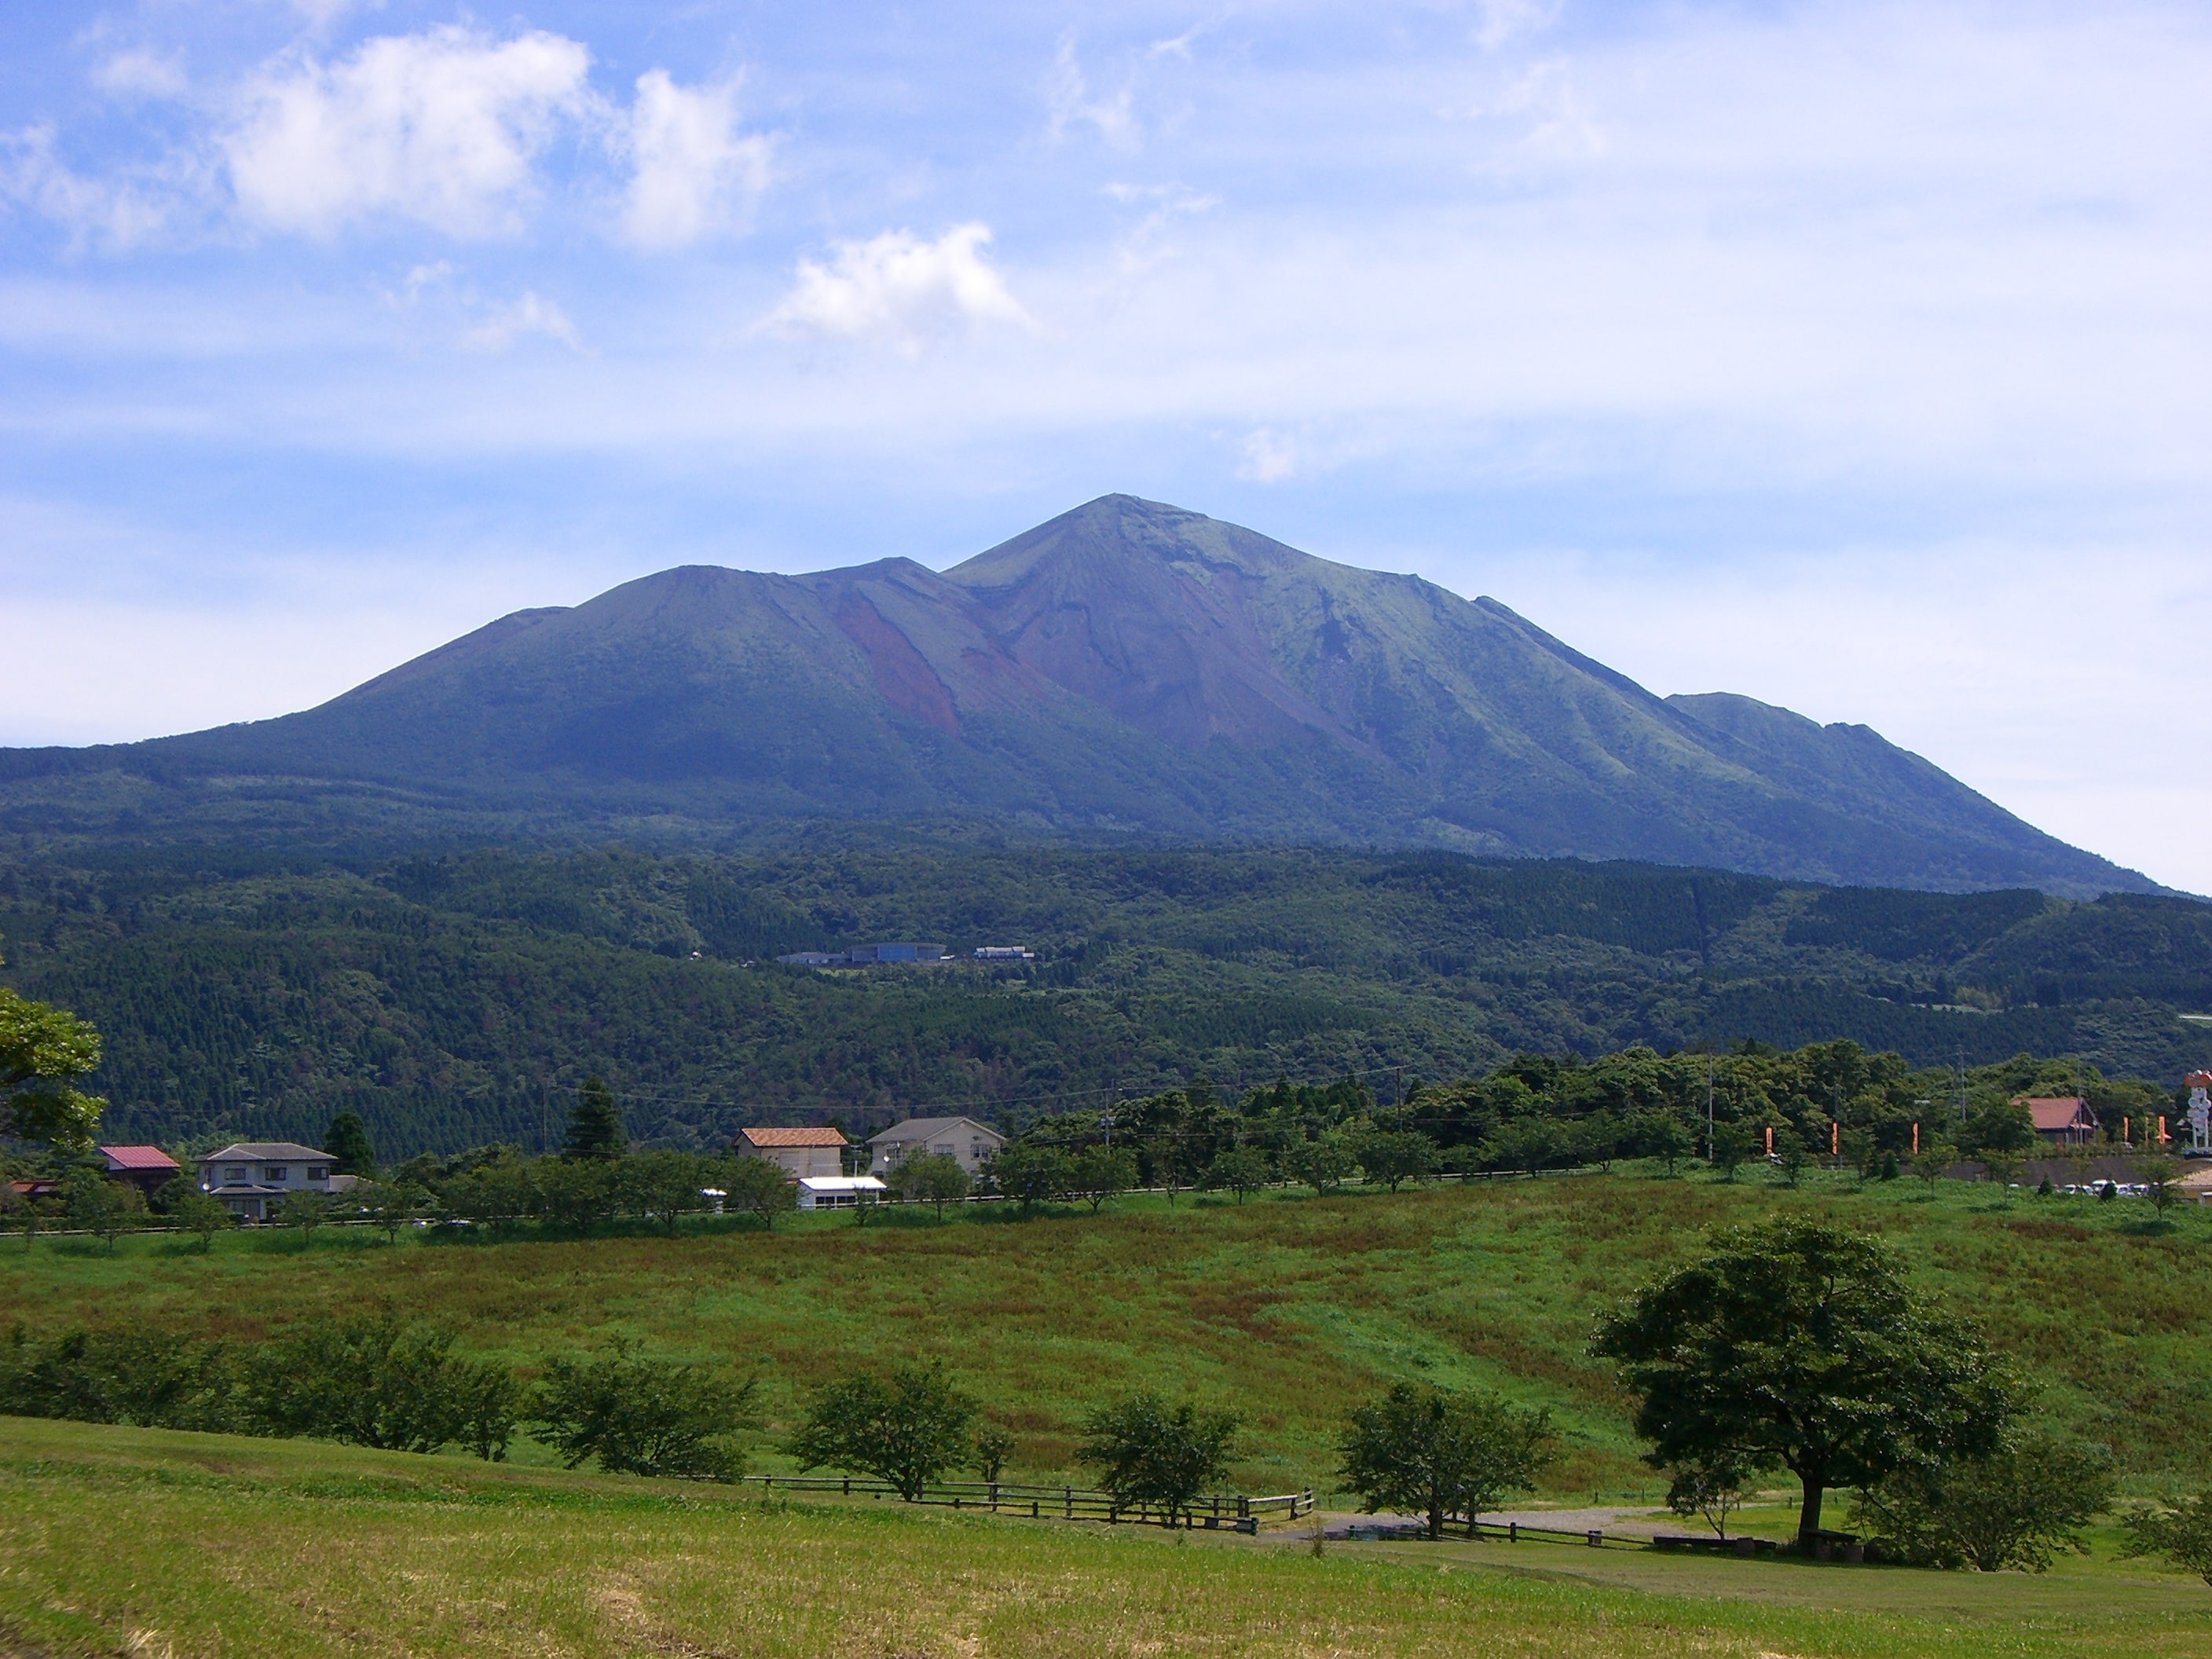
[6,1167,2208,1493]
[2,1416,2208,1659]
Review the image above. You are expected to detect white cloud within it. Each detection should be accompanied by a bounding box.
[0,123,193,251]
[93,49,189,101]
[620,69,771,249]
[764,223,1031,348]
[222,26,593,238]
[1046,34,1138,150]
[463,290,583,353]
[1237,428,1298,482]
[1473,0,1564,53]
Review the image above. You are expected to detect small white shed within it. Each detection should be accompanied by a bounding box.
[797,1175,888,1210]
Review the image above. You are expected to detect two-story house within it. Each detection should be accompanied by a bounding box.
[866,1116,1005,1177]
[732,1126,850,1180]
[196,1141,339,1221]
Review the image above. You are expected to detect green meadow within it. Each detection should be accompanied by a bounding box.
[3,1415,2208,1659]
[5,1168,2208,1492]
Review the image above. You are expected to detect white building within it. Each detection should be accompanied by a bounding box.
[196,1141,337,1221]
[797,1175,888,1210]
[866,1116,1005,1177]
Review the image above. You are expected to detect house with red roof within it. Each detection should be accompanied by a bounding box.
[100,1145,181,1201]
[733,1126,849,1180]
[2016,1096,2100,1146]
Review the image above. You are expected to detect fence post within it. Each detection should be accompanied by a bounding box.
[1066,1488,1073,1519]
[842,1477,850,1496]
[1509,1522,1518,1543]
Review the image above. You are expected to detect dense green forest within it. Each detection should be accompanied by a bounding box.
[2,838,2207,1158]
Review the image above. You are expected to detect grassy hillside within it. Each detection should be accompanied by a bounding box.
[4,843,2208,1156]
[9,1419,2209,1659]
[6,1171,2208,1492]
[7,1414,2211,1659]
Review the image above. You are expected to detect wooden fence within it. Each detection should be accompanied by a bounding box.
[743,1473,1314,1533]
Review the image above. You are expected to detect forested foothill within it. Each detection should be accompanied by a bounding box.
[2,837,2206,1159]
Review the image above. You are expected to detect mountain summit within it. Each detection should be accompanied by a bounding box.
[1,496,2152,895]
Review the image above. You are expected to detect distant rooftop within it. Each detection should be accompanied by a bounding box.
[101,1145,180,1171]
[196,1142,333,1163]
[738,1126,848,1148]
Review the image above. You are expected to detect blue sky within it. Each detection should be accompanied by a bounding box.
[4,1,2210,891]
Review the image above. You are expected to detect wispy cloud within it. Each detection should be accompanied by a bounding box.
[1046,33,1139,150]
[764,223,1031,349]
[1472,0,1563,53]
[92,49,189,101]
[462,290,584,353]
[0,124,198,251]
[1237,429,1298,482]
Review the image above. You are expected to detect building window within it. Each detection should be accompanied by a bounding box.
[309,1167,328,1181]
[264,1167,287,1182]
[224,1166,247,1185]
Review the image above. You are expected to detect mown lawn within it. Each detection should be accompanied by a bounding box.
[3,1417,2207,1659]
[5,1168,2208,1491]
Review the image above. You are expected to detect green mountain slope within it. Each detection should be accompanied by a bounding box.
[0,497,2154,895]
[5,843,2203,1159]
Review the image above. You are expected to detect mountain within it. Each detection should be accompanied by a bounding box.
[0,494,2155,896]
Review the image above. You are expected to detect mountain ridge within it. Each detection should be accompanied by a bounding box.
[0,494,2157,898]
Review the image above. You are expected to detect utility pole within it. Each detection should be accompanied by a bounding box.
[1706,1055,1716,1159]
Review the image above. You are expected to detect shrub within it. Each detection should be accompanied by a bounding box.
[168,1188,233,1251]
[721,1155,799,1229]
[532,1343,751,1481]
[1478,1119,1560,1177]
[789,1361,978,1500]
[1077,1393,1240,1526]
[245,1313,516,1457]
[1284,1133,1357,1194]
[621,1150,716,1236]
[1066,1146,1137,1214]
[1854,1431,2113,1571]
[63,1169,138,1251]
[889,1152,972,1218]
[2122,1487,2212,1586]
[986,1144,1072,1212]
[274,1188,335,1246]
[1,1325,238,1433]
[1665,1456,1752,1540]
[537,1159,616,1233]
[1203,1145,1270,1203]
[1355,1129,1440,1190]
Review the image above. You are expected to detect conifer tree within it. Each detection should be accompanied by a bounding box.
[322,1111,377,1176]
[562,1077,628,1162]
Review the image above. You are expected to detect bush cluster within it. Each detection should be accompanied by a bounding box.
[0,1317,745,1479]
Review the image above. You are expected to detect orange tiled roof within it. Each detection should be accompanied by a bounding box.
[738,1126,848,1148]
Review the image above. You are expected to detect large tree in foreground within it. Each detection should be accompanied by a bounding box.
[0,970,105,1148]
[1591,1215,2012,1551]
